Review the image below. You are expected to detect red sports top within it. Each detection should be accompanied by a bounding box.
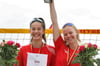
[54,36,80,66]
[16,44,55,66]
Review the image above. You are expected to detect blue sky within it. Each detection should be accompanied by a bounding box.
[0,0,100,29]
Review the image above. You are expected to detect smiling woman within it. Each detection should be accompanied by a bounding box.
[15,17,55,66]
[49,0,100,66]
[30,18,46,43]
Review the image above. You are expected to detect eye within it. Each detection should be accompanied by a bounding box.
[31,27,35,30]
[69,31,73,34]
[64,34,67,36]
[37,28,42,31]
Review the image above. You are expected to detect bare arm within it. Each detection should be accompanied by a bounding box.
[49,0,60,41]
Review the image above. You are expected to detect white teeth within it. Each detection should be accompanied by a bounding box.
[68,38,72,41]
[35,35,39,37]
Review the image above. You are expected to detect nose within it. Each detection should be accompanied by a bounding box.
[67,34,70,37]
[34,29,38,33]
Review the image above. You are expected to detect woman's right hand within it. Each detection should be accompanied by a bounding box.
[0,42,5,46]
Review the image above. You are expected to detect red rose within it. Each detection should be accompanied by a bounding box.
[88,43,92,48]
[79,45,85,52]
[93,44,98,49]
[7,41,14,46]
[15,43,20,48]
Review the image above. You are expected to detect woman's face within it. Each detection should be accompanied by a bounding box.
[62,26,78,44]
[30,22,44,41]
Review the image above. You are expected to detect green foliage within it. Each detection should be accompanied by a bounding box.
[0,40,20,66]
[94,59,100,66]
[73,43,100,66]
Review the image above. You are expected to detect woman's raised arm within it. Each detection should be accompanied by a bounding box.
[49,0,60,41]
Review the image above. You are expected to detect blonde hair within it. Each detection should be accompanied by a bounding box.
[62,23,80,42]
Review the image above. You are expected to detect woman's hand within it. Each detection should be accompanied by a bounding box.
[0,42,5,46]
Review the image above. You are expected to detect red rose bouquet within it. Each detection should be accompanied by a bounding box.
[0,40,20,66]
[73,43,100,66]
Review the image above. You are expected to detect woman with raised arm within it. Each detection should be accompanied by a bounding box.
[49,0,80,66]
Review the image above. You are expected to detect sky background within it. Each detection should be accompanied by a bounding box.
[0,0,100,29]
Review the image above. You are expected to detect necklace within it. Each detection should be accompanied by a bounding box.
[66,45,79,66]
[30,43,44,53]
